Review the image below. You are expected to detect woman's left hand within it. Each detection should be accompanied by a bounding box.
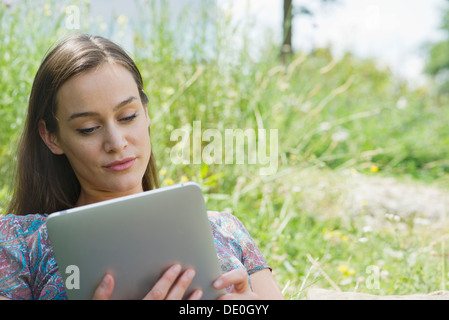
[213,269,259,300]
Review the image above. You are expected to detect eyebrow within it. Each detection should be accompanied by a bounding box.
[67,96,137,121]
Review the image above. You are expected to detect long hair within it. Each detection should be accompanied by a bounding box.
[8,34,159,215]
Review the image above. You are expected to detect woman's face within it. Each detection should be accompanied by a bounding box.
[41,62,151,205]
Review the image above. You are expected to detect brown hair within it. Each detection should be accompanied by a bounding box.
[8,34,159,215]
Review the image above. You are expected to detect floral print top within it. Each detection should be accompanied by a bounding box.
[0,211,269,299]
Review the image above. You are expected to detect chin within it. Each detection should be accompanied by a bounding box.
[105,178,144,195]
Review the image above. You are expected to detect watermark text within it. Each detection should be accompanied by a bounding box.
[170,121,278,175]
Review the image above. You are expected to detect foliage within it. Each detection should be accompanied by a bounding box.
[425,0,449,95]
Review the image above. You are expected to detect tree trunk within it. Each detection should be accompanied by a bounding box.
[281,0,293,62]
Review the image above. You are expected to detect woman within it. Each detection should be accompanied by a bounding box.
[0,34,283,300]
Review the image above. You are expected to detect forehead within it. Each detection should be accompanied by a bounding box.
[56,62,138,115]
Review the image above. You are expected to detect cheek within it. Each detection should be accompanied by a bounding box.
[133,131,151,159]
[60,136,100,167]
[144,129,152,154]
[133,119,151,150]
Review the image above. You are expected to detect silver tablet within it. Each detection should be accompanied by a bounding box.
[46,182,225,300]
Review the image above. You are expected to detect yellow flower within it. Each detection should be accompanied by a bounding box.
[338,265,348,273]
[370,165,379,173]
[44,2,52,16]
[181,175,189,183]
[338,264,355,278]
[164,178,174,186]
[159,169,167,176]
[323,228,350,244]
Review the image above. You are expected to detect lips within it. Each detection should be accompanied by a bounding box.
[104,157,136,172]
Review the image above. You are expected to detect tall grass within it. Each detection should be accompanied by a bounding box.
[1,0,449,298]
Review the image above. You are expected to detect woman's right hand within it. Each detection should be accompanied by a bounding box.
[92,264,203,300]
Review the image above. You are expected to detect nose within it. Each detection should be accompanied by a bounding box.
[103,126,128,153]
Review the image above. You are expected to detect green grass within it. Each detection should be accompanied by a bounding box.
[1,0,449,299]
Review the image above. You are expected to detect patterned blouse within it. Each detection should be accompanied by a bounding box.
[0,211,269,300]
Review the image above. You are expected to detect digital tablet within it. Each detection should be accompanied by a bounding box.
[46,182,225,300]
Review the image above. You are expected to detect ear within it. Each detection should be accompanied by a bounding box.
[38,120,64,155]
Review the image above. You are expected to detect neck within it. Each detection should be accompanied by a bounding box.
[76,187,144,207]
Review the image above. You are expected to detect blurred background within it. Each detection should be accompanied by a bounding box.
[1,0,449,298]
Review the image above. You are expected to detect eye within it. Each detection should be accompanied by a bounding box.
[120,113,137,122]
[76,126,99,135]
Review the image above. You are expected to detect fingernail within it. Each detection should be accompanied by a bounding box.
[186,269,195,280]
[213,279,222,288]
[171,264,182,274]
[102,275,111,288]
[194,290,203,299]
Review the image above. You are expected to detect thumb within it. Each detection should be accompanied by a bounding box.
[214,269,251,294]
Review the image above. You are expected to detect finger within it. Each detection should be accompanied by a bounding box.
[187,289,203,300]
[165,268,196,300]
[214,269,250,293]
[92,274,115,300]
[143,264,182,300]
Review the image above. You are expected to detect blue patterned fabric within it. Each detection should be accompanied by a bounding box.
[0,211,269,299]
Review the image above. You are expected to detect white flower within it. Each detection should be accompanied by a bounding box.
[162,87,175,96]
[318,122,331,132]
[332,128,349,142]
[396,97,408,110]
[385,213,400,222]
